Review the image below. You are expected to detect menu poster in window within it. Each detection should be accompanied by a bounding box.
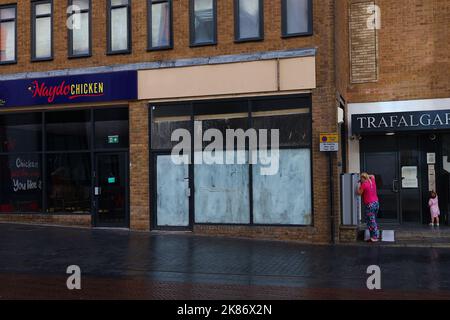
[9,155,42,193]
[401,166,418,188]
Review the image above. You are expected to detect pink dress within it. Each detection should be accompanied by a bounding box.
[428,196,440,218]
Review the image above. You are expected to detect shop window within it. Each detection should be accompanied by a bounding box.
[31,0,53,61]
[0,155,43,213]
[151,104,192,150]
[148,0,172,50]
[235,0,263,42]
[281,0,313,37]
[252,149,312,225]
[194,150,250,224]
[150,96,312,227]
[190,0,217,46]
[108,0,131,54]
[46,153,91,214]
[0,113,42,152]
[252,110,311,148]
[68,0,91,57]
[0,4,16,63]
[46,110,91,151]
[94,108,129,149]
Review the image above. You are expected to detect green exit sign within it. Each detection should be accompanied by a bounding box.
[108,135,119,144]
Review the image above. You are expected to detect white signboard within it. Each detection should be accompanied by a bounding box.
[427,153,436,164]
[401,166,418,188]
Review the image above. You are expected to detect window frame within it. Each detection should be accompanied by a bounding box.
[189,0,217,47]
[67,0,92,59]
[234,0,264,43]
[31,0,54,62]
[147,0,173,51]
[149,94,314,229]
[0,3,17,65]
[281,0,313,38]
[107,0,132,55]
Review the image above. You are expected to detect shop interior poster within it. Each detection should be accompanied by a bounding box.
[402,166,418,188]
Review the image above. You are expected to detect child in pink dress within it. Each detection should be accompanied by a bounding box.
[428,191,440,227]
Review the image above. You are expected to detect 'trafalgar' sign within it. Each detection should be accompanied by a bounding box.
[0,70,137,108]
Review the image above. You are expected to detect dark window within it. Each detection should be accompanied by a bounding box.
[0,154,43,213]
[94,108,129,149]
[31,0,53,61]
[0,113,42,152]
[108,0,131,54]
[148,0,173,50]
[68,0,91,57]
[46,153,91,214]
[0,108,129,216]
[234,0,263,42]
[281,0,313,37]
[190,0,217,46]
[0,4,17,64]
[45,110,91,151]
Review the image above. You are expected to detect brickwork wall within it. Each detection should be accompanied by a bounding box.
[0,214,91,227]
[129,101,150,231]
[336,0,450,102]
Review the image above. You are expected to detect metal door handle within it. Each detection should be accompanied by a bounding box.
[392,179,399,193]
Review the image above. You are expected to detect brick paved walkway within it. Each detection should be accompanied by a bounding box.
[1,223,450,299]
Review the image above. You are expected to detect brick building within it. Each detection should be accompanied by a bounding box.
[0,0,340,243]
[2,0,446,244]
[336,0,450,238]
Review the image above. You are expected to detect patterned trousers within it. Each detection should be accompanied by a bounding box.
[365,201,380,239]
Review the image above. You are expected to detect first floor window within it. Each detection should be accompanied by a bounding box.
[282,0,312,37]
[235,0,263,41]
[32,0,53,60]
[68,0,91,57]
[190,0,216,46]
[108,0,131,53]
[0,5,16,63]
[148,0,172,50]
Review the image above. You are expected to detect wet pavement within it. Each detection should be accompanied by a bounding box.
[1,223,450,299]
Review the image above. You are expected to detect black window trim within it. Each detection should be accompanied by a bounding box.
[189,0,217,47]
[148,94,314,229]
[234,0,264,43]
[67,0,92,59]
[107,0,132,55]
[147,0,173,51]
[0,3,18,65]
[281,0,313,38]
[31,0,54,62]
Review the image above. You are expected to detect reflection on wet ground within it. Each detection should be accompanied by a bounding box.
[1,223,450,299]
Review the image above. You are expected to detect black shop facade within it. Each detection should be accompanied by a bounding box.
[0,71,137,227]
[348,98,450,226]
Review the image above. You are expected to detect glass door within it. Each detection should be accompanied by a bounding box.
[361,135,423,224]
[94,153,129,227]
[399,136,422,223]
[362,151,400,223]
